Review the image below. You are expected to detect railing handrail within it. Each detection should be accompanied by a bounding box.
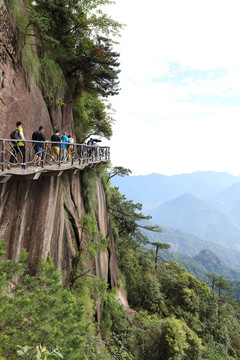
[0,138,110,173]
[0,138,110,147]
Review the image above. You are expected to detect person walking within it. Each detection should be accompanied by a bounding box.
[8,122,27,170]
[67,134,74,161]
[87,137,94,157]
[61,132,68,161]
[32,126,46,167]
[50,129,61,161]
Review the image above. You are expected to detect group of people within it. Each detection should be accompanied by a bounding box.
[49,129,74,163]
[7,122,75,170]
[87,137,100,157]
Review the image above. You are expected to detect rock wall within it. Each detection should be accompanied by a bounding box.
[0,0,75,140]
[0,172,127,317]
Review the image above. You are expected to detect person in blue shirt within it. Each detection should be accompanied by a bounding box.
[61,132,69,161]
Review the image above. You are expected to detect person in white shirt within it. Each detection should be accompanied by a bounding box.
[67,135,74,160]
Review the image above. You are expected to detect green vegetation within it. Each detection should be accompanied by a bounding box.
[103,172,240,359]
[142,224,240,271]
[17,345,63,359]
[40,58,67,105]
[81,167,101,217]
[0,243,90,359]
[80,214,108,259]
[73,91,114,142]
[156,248,240,282]
[7,0,121,140]
[25,0,121,97]
[107,166,132,183]
[228,280,240,306]
[107,186,162,249]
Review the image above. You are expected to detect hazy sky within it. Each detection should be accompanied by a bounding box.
[102,0,240,176]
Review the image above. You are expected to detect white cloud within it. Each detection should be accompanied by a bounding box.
[102,0,240,175]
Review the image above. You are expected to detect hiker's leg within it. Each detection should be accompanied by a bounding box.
[19,146,26,164]
[37,147,43,166]
[19,146,27,169]
[56,147,60,161]
[51,147,56,160]
[9,146,18,164]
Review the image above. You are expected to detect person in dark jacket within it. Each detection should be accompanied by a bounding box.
[50,129,61,161]
[32,126,46,167]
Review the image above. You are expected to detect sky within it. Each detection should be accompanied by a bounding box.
[101,0,240,176]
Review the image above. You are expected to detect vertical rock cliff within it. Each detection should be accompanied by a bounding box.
[0,173,118,282]
[0,0,74,139]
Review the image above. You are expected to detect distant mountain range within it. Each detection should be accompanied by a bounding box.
[113,171,240,273]
[148,193,240,250]
[209,182,240,226]
[111,171,240,209]
[157,249,240,282]
[142,225,240,271]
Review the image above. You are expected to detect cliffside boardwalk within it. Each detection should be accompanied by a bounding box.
[0,138,110,181]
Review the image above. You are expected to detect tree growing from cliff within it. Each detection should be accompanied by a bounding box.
[107,187,162,249]
[26,0,122,98]
[206,273,221,292]
[106,165,132,183]
[73,91,114,142]
[69,214,108,290]
[150,241,170,268]
[0,251,90,359]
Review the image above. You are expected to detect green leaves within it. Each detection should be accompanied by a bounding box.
[107,186,158,248]
[40,58,67,103]
[107,166,132,183]
[26,0,122,97]
[16,344,63,359]
[80,214,109,259]
[73,91,114,142]
[0,254,89,359]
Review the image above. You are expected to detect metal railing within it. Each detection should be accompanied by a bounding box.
[0,138,110,172]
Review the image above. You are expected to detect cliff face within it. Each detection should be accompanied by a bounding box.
[0,0,74,140]
[0,0,128,317]
[0,172,127,317]
[0,172,119,278]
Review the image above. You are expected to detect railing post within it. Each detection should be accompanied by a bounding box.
[59,146,61,167]
[71,145,74,166]
[1,140,5,171]
[80,146,82,165]
[42,143,45,168]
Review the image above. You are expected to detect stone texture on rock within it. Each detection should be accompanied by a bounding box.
[0,0,75,140]
[0,172,128,317]
[0,174,80,275]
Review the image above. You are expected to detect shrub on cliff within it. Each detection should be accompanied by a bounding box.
[0,253,88,359]
[0,242,122,360]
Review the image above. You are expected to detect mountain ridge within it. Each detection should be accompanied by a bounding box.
[148,193,240,250]
[142,224,240,271]
[112,171,240,209]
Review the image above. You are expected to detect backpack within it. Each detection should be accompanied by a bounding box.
[10,129,21,143]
